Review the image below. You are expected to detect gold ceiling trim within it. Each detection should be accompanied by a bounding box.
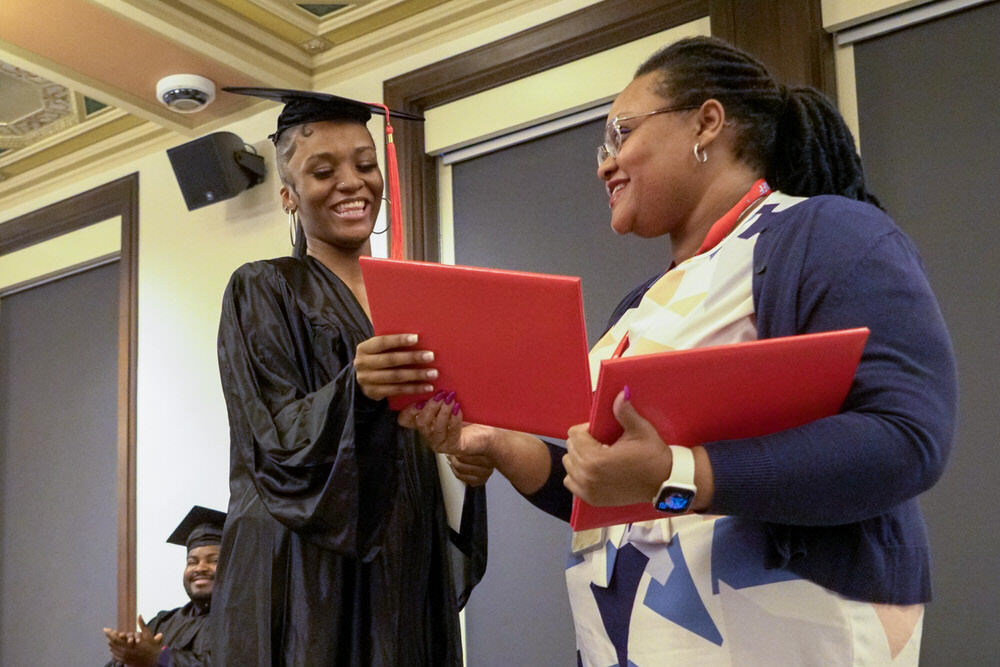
[0,0,575,202]
[97,0,313,80]
[0,39,200,135]
[246,1,407,36]
[0,108,124,167]
[182,0,314,45]
[312,1,397,34]
[319,0,449,45]
[0,63,76,149]
[0,115,149,178]
[0,121,174,208]
[313,0,562,80]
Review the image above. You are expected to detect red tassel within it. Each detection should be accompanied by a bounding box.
[370,103,405,260]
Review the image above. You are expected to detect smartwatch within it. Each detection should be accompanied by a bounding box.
[652,446,697,514]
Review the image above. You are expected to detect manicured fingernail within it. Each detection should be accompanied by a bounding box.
[422,385,434,393]
[444,391,455,405]
[425,369,438,379]
[433,390,447,401]
[623,385,631,401]
[421,351,434,362]
[452,401,461,415]
[405,334,418,344]
[415,401,427,409]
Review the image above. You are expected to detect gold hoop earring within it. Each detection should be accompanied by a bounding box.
[693,142,708,163]
[286,208,298,246]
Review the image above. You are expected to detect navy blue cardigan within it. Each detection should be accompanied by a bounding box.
[527,195,957,604]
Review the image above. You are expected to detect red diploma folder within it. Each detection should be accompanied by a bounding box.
[570,327,870,530]
[360,257,592,438]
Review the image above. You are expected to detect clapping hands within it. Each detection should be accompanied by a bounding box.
[102,615,163,667]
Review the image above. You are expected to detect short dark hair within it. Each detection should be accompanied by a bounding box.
[637,36,881,207]
[274,123,314,186]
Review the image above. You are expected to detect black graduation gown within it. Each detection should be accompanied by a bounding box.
[212,256,485,666]
[103,601,211,666]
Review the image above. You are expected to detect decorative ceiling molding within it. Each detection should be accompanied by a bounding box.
[313,0,566,82]
[0,120,174,208]
[246,0,394,35]
[0,99,123,166]
[95,0,314,78]
[0,62,77,149]
[0,0,578,203]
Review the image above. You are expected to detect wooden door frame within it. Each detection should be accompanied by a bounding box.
[0,173,138,630]
[384,0,832,261]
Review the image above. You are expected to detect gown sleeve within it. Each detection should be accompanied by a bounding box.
[218,261,399,557]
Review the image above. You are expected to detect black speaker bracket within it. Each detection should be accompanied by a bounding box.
[234,150,266,185]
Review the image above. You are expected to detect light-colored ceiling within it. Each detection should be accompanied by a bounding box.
[0,0,551,195]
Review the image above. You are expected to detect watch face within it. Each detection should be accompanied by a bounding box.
[655,488,695,513]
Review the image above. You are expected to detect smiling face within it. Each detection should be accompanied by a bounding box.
[279,120,384,257]
[182,544,219,604]
[597,71,704,242]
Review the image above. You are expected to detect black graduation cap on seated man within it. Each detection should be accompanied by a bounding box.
[167,505,226,551]
[222,86,421,260]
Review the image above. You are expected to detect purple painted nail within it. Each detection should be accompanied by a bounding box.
[623,385,632,401]
[415,401,427,410]
[444,391,456,405]
[433,390,447,402]
[452,401,461,415]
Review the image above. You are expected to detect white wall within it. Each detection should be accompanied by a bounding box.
[0,0,602,618]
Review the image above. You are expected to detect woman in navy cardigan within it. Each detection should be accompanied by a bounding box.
[357,36,956,665]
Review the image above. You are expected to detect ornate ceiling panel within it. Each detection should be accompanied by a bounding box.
[0,0,564,196]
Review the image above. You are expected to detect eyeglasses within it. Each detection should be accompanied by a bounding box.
[596,105,700,165]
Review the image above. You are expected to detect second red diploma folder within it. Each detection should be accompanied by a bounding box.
[570,327,870,530]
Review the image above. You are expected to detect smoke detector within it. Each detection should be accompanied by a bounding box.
[156,74,216,113]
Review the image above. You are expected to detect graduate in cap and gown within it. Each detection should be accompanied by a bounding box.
[211,87,489,666]
[103,505,224,667]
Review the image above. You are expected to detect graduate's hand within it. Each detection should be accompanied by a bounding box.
[398,390,463,452]
[562,389,673,506]
[354,333,438,400]
[105,615,163,667]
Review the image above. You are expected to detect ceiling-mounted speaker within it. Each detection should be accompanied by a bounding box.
[166,131,266,211]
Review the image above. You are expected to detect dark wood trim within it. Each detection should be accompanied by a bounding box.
[383,0,832,262]
[116,173,139,631]
[0,174,139,630]
[0,253,119,298]
[384,0,710,260]
[0,180,130,255]
[711,0,836,96]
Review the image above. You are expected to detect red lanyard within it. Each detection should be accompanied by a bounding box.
[694,178,770,255]
[610,179,770,360]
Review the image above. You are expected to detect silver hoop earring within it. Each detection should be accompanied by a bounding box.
[693,142,708,163]
[371,196,390,234]
[286,208,298,246]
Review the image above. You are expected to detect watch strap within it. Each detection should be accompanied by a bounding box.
[666,445,694,486]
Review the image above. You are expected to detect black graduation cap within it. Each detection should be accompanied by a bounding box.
[166,505,226,550]
[222,86,423,143]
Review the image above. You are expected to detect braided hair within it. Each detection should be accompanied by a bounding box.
[636,36,881,208]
